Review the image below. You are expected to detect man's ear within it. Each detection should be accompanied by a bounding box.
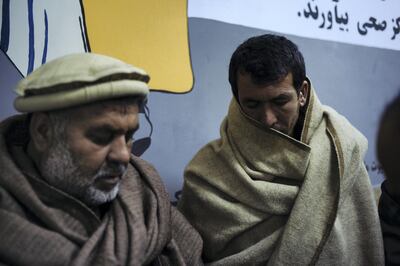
[299,80,309,107]
[29,112,53,152]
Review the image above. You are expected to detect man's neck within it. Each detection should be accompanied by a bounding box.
[293,109,306,141]
[91,202,111,219]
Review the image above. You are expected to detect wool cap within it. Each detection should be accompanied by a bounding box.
[14,53,150,112]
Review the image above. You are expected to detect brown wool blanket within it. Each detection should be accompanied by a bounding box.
[178,86,384,265]
[0,115,203,266]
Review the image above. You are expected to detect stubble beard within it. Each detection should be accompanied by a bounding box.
[40,138,125,206]
[286,102,301,137]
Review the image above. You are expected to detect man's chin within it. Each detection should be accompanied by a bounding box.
[93,176,122,191]
[84,183,120,206]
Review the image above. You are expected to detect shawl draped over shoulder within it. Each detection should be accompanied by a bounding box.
[0,115,203,266]
[178,85,384,265]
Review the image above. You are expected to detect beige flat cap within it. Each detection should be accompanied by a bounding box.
[14,53,150,112]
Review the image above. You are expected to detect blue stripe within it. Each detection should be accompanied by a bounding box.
[41,9,48,64]
[27,0,35,74]
[79,0,91,51]
[0,0,10,52]
[79,16,88,52]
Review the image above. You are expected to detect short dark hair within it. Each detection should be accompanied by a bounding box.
[228,34,306,99]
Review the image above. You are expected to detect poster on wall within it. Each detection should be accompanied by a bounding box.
[189,0,400,51]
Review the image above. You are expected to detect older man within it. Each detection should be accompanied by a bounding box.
[178,34,384,265]
[0,53,202,265]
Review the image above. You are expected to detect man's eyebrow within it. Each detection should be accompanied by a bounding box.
[243,98,259,102]
[88,124,140,134]
[243,92,293,102]
[277,92,293,97]
[273,93,293,100]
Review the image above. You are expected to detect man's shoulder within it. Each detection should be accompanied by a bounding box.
[125,156,176,209]
[128,155,166,184]
[187,138,224,166]
[320,105,369,183]
[323,105,368,152]
[129,155,157,172]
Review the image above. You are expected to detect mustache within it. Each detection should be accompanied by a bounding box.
[95,163,127,179]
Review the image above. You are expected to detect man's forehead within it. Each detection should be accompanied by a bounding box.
[238,73,295,96]
[64,100,139,125]
[238,71,293,86]
[77,99,139,113]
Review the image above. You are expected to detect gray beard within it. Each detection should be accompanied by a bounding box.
[40,139,125,206]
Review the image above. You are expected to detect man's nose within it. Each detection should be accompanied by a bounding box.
[262,106,278,127]
[107,136,131,165]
